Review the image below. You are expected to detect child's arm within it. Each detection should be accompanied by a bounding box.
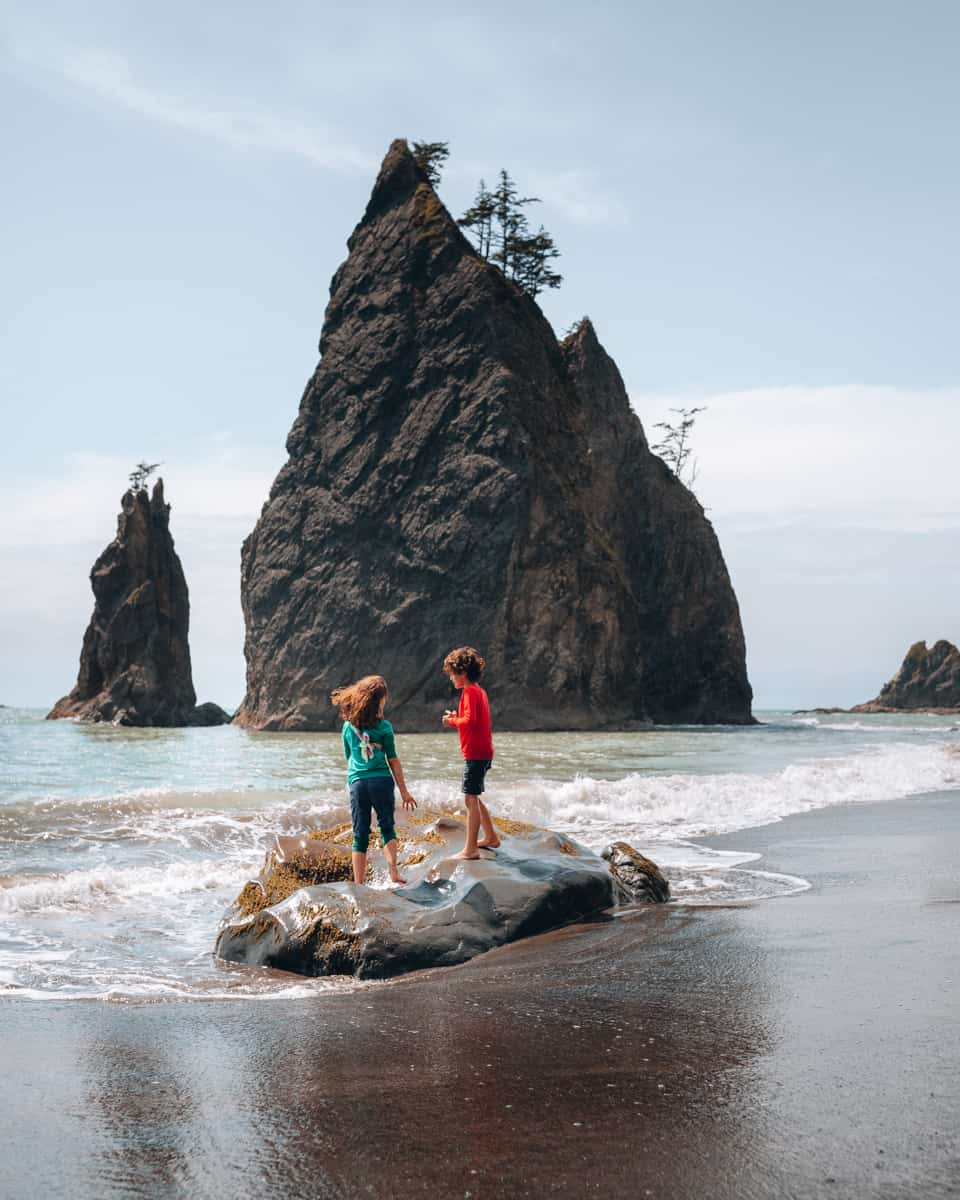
[442,689,472,728]
[388,758,417,809]
[342,724,351,761]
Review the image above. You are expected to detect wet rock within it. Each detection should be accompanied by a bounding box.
[215,812,668,979]
[852,640,960,713]
[47,481,229,727]
[603,841,671,903]
[234,138,752,732]
[190,701,234,726]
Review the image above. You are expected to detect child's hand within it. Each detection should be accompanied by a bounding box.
[401,790,417,810]
[442,710,456,726]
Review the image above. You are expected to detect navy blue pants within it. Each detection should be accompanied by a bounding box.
[349,776,397,853]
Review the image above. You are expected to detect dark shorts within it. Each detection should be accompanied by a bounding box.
[462,759,492,796]
[349,775,397,853]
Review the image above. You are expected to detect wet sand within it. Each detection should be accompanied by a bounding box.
[2,790,958,1199]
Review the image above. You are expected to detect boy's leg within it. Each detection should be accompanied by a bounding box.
[473,764,499,849]
[476,801,500,848]
[350,781,372,884]
[454,794,482,859]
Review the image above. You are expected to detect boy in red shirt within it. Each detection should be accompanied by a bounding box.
[441,646,498,859]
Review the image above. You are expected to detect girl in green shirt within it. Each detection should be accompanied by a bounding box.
[331,674,416,884]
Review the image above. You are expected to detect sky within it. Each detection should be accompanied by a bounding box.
[1,0,958,711]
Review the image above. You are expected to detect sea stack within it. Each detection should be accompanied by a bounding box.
[852,640,960,712]
[235,139,753,731]
[48,480,230,727]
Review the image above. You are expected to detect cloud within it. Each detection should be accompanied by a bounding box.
[513,167,626,227]
[526,169,628,227]
[11,38,376,173]
[631,384,960,532]
[0,442,281,707]
[0,443,282,550]
[447,158,629,229]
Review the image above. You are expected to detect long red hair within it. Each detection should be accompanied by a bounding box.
[330,675,387,729]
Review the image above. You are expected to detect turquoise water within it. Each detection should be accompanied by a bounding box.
[1,706,957,1000]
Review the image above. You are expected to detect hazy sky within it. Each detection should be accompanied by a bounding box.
[2,1,958,710]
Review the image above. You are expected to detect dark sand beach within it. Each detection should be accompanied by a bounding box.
[3,790,958,1200]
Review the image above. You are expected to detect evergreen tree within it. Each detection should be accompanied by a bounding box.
[490,169,539,274]
[411,141,449,187]
[652,408,707,488]
[458,178,495,260]
[510,225,563,297]
[459,168,562,298]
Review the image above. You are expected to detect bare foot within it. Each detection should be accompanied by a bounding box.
[389,874,408,885]
[453,849,481,860]
[476,839,501,850]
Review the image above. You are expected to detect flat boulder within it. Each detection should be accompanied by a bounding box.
[215,811,669,980]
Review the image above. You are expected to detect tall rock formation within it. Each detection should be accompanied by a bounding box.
[852,640,960,712]
[235,140,752,731]
[48,481,229,727]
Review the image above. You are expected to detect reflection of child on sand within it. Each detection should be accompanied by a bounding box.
[331,674,416,885]
[441,647,498,860]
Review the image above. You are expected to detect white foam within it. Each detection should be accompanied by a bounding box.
[478,742,960,842]
[0,857,259,915]
[0,976,352,1002]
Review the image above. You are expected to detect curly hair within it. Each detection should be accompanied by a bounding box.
[442,646,486,683]
[330,675,387,729]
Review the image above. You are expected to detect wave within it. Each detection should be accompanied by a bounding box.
[464,742,960,842]
[792,717,960,733]
[0,975,352,1003]
[0,857,259,915]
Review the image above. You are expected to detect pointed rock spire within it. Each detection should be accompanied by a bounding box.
[235,141,752,730]
[48,481,229,726]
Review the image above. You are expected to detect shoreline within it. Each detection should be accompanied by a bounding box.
[2,787,958,1198]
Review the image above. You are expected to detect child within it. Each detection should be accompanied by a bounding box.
[441,647,498,860]
[331,674,417,885]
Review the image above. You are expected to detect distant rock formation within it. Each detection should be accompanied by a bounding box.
[235,139,752,731]
[48,481,230,727]
[852,640,960,713]
[215,811,668,979]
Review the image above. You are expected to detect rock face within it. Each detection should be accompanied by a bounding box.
[235,138,752,731]
[48,481,230,727]
[852,640,960,713]
[215,812,669,980]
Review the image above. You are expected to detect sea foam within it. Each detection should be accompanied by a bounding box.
[472,741,960,843]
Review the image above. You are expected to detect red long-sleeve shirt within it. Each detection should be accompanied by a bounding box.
[448,684,494,760]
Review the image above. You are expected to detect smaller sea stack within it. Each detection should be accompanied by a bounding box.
[852,639,960,713]
[48,480,229,727]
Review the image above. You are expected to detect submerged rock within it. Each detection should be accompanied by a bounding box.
[47,481,230,727]
[234,138,752,732]
[215,812,669,979]
[852,640,960,713]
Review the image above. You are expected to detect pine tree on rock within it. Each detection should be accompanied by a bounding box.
[411,140,449,187]
[459,168,562,298]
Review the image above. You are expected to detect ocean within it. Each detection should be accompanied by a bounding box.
[1,706,957,1002]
